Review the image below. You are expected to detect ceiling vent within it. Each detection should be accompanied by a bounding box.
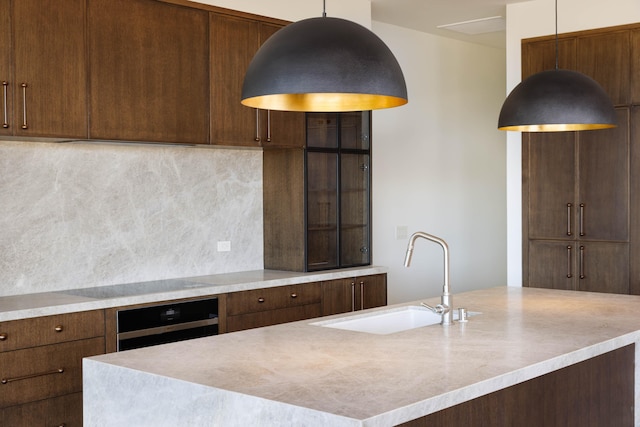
[437,16,505,35]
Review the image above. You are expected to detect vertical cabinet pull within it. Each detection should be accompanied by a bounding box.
[2,81,8,128]
[254,109,260,142]
[579,245,585,279]
[579,203,585,236]
[350,281,355,312]
[20,83,28,129]
[359,281,365,310]
[566,203,572,236]
[566,245,573,278]
[266,110,271,143]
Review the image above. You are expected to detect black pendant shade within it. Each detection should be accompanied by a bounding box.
[241,16,408,112]
[498,69,617,132]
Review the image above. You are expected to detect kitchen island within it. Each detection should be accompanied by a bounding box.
[83,287,639,426]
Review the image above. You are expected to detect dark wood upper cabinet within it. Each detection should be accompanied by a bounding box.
[521,38,576,78]
[0,0,87,138]
[631,30,640,105]
[210,13,304,148]
[88,0,209,144]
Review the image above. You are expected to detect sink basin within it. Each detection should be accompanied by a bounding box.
[311,305,477,335]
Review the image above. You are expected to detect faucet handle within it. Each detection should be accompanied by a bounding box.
[420,302,447,314]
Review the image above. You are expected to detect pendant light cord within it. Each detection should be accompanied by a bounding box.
[554,0,559,70]
[322,0,326,17]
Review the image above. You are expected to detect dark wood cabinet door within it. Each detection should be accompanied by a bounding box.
[521,38,576,78]
[525,131,576,240]
[578,108,629,242]
[88,0,209,144]
[258,23,305,148]
[632,30,640,104]
[1,392,83,427]
[210,13,260,147]
[528,241,575,290]
[577,31,630,105]
[12,0,87,138]
[340,153,371,267]
[321,278,353,316]
[0,0,12,136]
[358,274,387,310]
[577,242,629,294]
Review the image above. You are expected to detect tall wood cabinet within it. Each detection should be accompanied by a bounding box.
[264,112,372,272]
[210,13,304,148]
[522,24,640,294]
[0,0,87,139]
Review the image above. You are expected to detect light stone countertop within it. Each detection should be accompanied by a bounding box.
[83,286,640,426]
[0,266,387,322]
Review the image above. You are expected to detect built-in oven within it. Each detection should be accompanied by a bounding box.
[116,297,218,351]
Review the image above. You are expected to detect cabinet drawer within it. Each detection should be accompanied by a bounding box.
[227,283,321,315]
[1,391,82,427]
[0,337,105,408]
[0,310,105,352]
[226,303,322,332]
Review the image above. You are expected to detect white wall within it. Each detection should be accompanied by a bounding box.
[505,0,640,286]
[371,23,507,303]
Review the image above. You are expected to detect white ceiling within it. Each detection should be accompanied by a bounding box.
[371,0,534,48]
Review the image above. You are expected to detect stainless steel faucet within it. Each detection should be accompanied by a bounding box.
[404,231,454,326]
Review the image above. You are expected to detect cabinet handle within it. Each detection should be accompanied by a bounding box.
[566,245,572,278]
[257,297,265,303]
[579,203,585,236]
[266,110,271,143]
[360,281,365,311]
[254,109,260,142]
[579,245,585,279]
[2,81,8,128]
[20,83,27,129]
[0,332,7,341]
[1,368,64,384]
[54,325,63,333]
[290,293,297,299]
[566,203,572,236]
[351,281,355,312]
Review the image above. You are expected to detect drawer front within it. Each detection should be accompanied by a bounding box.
[227,283,321,315]
[1,391,82,427]
[226,303,322,332]
[0,310,105,352]
[0,337,105,408]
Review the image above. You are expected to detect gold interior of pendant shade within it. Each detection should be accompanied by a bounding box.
[499,122,617,132]
[241,93,408,112]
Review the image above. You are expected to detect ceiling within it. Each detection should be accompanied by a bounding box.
[371,0,534,49]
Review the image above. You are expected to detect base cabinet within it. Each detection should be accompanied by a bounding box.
[0,310,105,426]
[322,274,387,316]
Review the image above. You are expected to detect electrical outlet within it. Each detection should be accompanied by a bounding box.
[217,241,231,252]
[395,226,408,240]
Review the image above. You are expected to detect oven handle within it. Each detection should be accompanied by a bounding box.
[117,317,218,341]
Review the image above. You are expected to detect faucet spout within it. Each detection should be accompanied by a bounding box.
[404,231,453,326]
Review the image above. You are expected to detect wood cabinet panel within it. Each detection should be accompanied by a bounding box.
[226,304,321,332]
[521,38,576,78]
[577,31,630,105]
[1,391,82,427]
[226,283,321,316]
[88,0,209,143]
[400,344,634,427]
[321,274,387,316]
[1,0,87,138]
[0,337,105,408]
[0,309,105,352]
[632,30,640,104]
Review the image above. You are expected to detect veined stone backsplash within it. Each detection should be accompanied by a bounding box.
[0,140,263,297]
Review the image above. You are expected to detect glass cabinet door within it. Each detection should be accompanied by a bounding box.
[340,153,371,266]
[306,151,339,270]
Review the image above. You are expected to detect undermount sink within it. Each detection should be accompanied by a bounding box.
[311,305,478,335]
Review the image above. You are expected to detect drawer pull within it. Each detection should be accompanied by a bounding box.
[257,297,265,303]
[1,367,64,384]
[0,333,7,341]
[290,293,297,299]
[54,325,64,333]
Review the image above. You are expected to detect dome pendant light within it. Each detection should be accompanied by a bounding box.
[498,0,616,132]
[241,1,408,112]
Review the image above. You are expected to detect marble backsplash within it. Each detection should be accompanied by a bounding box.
[0,140,263,297]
